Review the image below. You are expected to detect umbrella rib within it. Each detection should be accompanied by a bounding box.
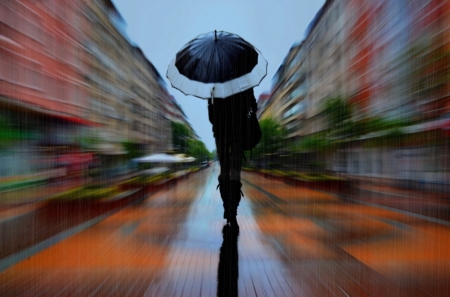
[217,40,247,80]
[212,44,223,83]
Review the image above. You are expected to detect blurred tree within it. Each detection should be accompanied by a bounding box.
[187,139,212,162]
[354,116,413,136]
[323,97,352,137]
[78,131,102,150]
[122,141,145,159]
[295,133,333,152]
[324,97,352,129]
[252,117,287,158]
[0,115,30,146]
[171,121,191,153]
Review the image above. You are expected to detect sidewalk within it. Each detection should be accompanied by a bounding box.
[1,166,449,296]
[0,169,193,262]
[0,169,141,207]
[0,172,134,223]
[355,183,449,200]
[0,179,87,222]
[344,174,450,200]
[248,169,450,223]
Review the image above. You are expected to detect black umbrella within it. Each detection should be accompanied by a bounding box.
[167,30,267,99]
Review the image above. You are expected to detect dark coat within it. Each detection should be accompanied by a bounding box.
[208,89,257,141]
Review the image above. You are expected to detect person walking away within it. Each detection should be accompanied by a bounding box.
[208,88,257,225]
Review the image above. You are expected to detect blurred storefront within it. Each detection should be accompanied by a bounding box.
[332,115,450,192]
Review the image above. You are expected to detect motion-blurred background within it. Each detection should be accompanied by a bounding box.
[1,0,449,197]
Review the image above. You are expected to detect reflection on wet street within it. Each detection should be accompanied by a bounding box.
[0,163,449,296]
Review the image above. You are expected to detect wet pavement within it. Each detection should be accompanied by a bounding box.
[0,164,449,296]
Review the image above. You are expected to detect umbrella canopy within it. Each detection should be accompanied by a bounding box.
[167,30,267,99]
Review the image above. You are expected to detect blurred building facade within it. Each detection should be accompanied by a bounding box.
[0,0,88,120]
[260,0,450,189]
[0,0,185,178]
[0,0,90,176]
[83,0,172,153]
[256,92,270,119]
[162,95,197,140]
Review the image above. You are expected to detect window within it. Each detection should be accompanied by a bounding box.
[286,121,300,132]
[283,101,306,119]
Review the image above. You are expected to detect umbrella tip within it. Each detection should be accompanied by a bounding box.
[215,30,217,41]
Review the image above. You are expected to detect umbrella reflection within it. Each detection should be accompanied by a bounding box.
[217,224,240,297]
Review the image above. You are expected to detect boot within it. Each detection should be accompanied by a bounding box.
[228,180,243,224]
[217,176,230,219]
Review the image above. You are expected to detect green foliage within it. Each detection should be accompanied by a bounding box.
[78,132,101,149]
[211,149,217,161]
[171,122,191,153]
[288,171,342,181]
[0,177,45,191]
[119,172,172,187]
[252,117,287,157]
[294,134,333,152]
[142,173,172,184]
[364,127,406,148]
[122,141,145,159]
[0,115,32,145]
[187,139,212,162]
[323,97,352,128]
[49,186,121,201]
[359,117,412,134]
[322,97,412,144]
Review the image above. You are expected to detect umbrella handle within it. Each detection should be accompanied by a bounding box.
[211,86,215,104]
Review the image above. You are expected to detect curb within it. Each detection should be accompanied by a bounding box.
[46,172,193,206]
[243,169,351,195]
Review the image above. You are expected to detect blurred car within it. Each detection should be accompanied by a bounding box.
[199,161,210,169]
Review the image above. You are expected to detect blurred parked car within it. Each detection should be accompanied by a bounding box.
[199,161,210,169]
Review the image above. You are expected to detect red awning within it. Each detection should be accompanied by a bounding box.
[53,115,101,127]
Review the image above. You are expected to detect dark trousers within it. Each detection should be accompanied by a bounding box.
[215,135,243,181]
[215,131,243,213]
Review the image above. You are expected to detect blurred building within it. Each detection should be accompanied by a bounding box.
[127,46,172,153]
[0,0,91,176]
[262,0,346,143]
[343,0,450,182]
[83,0,170,154]
[162,95,197,140]
[256,92,270,119]
[0,0,90,131]
[83,0,130,145]
[0,0,189,178]
[262,43,300,122]
[259,0,450,189]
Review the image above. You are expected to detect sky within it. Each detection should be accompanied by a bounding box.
[112,0,325,152]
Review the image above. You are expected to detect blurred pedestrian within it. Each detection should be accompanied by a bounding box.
[166,30,266,225]
[208,88,258,224]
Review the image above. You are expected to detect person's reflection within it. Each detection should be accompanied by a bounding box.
[217,224,240,297]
